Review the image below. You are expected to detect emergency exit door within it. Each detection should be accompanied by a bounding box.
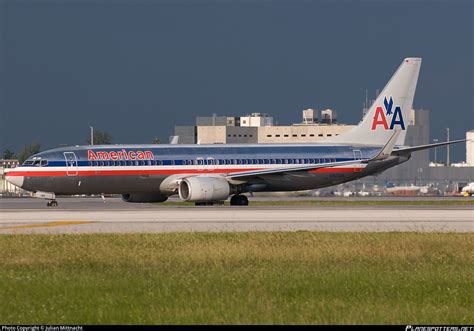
[64,152,78,176]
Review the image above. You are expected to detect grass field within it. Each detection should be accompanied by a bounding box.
[0,232,473,324]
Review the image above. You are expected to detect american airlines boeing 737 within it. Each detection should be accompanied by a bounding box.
[5,58,466,206]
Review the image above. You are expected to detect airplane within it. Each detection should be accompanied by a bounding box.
[5,57,467,206]
[461,182,474,197]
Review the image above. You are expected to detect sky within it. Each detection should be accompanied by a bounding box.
[1,0,473,161]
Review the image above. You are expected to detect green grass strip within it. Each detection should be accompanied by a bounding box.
[1,232,472,324]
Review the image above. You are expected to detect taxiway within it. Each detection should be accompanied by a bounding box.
[1,197,472,234]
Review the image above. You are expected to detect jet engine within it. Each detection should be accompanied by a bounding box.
[121,193,168,203]
[178,176,231,202]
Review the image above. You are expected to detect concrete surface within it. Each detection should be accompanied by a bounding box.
[1,198,472,234]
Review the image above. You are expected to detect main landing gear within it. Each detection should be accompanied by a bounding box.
[230,194,249,206]
[47,200,58,207]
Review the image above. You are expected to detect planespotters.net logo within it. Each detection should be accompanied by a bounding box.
[406,326,474,331]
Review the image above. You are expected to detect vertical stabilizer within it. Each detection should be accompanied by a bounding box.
[330,58,421,146]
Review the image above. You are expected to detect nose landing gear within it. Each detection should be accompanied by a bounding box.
[47,200,58,207]
[230,195,249,206]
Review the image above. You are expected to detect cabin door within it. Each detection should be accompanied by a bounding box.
[352,150,362,173]
[64,152,78,176]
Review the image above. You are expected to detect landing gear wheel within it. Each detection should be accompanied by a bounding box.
[230,195,249,206]
[47,200,58,207]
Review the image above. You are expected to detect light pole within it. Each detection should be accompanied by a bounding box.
[433,138,438,164]
[417,167,423,186]
[89,126,94,146]
[446,127,450,166]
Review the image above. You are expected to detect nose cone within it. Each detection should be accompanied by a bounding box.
[5,173,24,188]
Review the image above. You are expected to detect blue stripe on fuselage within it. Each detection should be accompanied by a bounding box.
[20,144,381,167]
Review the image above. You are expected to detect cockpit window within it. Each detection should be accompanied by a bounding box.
[23,157,48,166]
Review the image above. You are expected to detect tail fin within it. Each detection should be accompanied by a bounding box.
[330,57,422,146]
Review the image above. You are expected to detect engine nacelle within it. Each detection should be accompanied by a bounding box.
[179,176,231,202]
[121,193,168,203]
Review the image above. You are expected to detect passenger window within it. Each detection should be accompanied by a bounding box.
[40,160,48,166]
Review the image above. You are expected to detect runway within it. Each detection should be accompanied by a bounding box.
[1,197,472,234]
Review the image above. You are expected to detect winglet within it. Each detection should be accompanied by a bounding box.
[372,129,401,160]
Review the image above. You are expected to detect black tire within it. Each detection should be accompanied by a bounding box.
[230,195,249,206]
[240,195,249,206]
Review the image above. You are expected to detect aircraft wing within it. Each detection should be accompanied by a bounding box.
[224,130,402,180]
[224,159,366,180]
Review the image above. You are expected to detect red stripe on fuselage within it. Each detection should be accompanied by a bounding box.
[7,167,364,177]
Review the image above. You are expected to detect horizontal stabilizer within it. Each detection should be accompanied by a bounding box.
[391,139,468,156]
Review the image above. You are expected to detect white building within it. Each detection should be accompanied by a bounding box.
[240,113,273,127]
